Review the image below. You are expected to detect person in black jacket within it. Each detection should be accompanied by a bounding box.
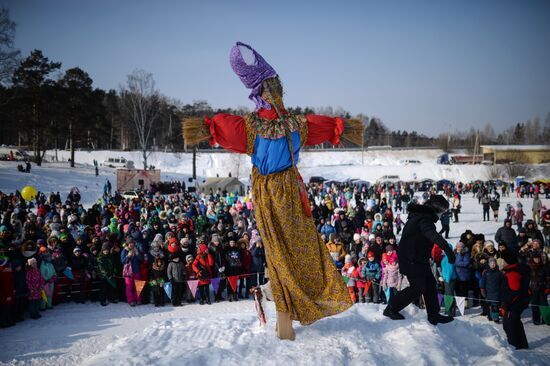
[494,219,518,252]
[383,195,456,325]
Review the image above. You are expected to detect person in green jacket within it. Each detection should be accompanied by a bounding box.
[97,242,117,306]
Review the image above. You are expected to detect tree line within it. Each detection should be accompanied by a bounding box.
[0,8,548,169]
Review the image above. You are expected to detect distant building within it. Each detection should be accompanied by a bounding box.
[199,177,245,196]
[481,145,550,164]
[116,169,161,191]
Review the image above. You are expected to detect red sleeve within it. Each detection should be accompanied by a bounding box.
[204,114,247,153]
[305,115,345,146]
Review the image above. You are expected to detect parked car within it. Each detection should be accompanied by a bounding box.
[376,175,401,184]
[0,147,31,161]
[400,159,422,165]
[122,191,139,200]
[100,157,133,168]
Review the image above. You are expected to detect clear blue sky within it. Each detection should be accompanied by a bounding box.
[3,0,550,136]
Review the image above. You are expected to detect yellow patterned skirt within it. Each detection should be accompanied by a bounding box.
[252,166,353,325]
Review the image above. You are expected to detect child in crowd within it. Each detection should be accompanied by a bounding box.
[167,253,185,306]
[341,255,356,303]
[150,257,167,307]
[25,258,44,319]
[362,252,381,303]
[481,257,502,323]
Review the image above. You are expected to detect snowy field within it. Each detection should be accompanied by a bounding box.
[0,150,549,365]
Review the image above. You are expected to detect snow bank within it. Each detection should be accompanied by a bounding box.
[1,300,547,366]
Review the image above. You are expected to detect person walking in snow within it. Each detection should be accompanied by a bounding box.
[384,195,456,325]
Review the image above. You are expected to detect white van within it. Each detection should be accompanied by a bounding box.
[100,157,133,168]
[377,175,401,184]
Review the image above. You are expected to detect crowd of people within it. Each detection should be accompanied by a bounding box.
[0,179,548,348]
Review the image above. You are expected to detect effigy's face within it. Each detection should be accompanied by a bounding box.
[261,77,284,111]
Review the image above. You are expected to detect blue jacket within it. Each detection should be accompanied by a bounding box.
[481,267,502,301]
[120,249,143,274]
[454,252,471,281]
[441,254,457,283]
[321,223,336,238]
[362,261,381,281]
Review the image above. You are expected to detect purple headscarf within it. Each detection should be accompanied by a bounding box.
[229,42,278,111]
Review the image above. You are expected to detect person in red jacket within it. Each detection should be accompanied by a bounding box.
[239,239,252,299]
[500,251,530,349]
[0,254,16,327]
[192,244,214,305]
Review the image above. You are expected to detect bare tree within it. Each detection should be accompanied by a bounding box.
[0,7,20,85]
[120,70,160,169]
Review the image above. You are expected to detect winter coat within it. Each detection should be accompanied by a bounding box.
[326,241,346,262]
[494,222,518,249]
[120,248,143,274]
[362,261,381,281]
[441,254,457,283]
[397,204,451,277]
[454,251,471,281]
[501,263,530,312]
[192,247,214,285]
[541,214,550,236]
[97,254,116,282]
[251,245,266,273]
[25,267,44,300]
[529,262,549,293]
[524,222,544,242]
[481,267,502,302]
[382,262,402,289]
[185,263,196,281]
[353,264,366,289]
[167,259,185,283]
[224,246,243,276]
[0,263,15,305]
[320,223,336,238]
[40,261,56,283]
[341,264,356,287]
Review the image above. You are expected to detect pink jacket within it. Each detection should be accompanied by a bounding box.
[25,267,45,300]
[382,262,402,289]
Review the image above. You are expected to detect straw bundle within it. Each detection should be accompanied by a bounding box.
[182,117,211,146]
[341,119,364,146]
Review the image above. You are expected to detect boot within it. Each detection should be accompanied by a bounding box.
[383,305,405,320]
[428,313,454,325]
[276,312,295,341]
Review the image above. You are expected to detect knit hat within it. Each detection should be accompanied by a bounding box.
[101,242,112,252]
[167,238,179,253]
[0,225,8,233]
[368,234,375,241]
[367,251,375,259]
[484,240,495,249]
[385,245,394,252]
[59,232,68,241]
[39,246,48,254]
[353,233,361,241]
[186,254,194,262]
[27,257,37,267]
[488,257,497,265]
[345,254,352,263]
[73,246,82,254]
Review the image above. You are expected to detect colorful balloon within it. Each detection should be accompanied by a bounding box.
[21,185,38,201]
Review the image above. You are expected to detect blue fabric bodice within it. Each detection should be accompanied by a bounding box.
[252,131,301,175]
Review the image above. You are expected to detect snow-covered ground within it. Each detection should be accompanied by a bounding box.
[1,151,549,365]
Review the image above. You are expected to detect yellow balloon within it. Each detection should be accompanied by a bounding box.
[21,185,38,201]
